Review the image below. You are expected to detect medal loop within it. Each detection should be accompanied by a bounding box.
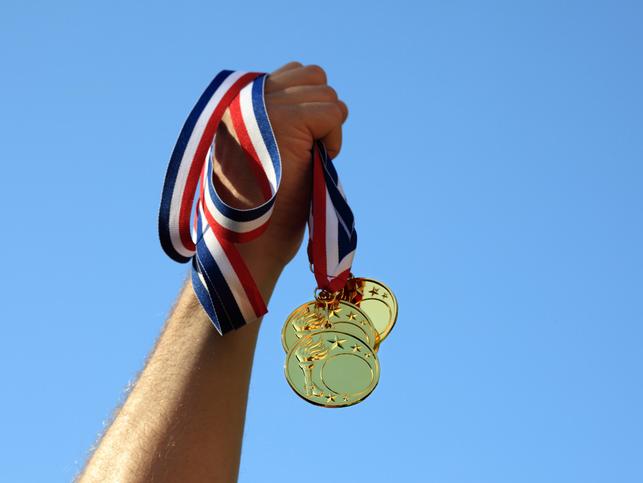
[313,287,340,304]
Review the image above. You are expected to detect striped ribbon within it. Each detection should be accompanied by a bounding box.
[158,70,357,334]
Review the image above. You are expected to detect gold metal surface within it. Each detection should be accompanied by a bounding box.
[281,300,378,353]
[341,277,398,344]
[284,330,380,408]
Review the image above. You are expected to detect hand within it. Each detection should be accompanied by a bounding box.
[213,62,349,276]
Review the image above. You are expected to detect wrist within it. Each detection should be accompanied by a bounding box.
[236,241,285,302]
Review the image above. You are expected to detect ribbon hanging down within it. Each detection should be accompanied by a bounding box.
[158,70,357,334]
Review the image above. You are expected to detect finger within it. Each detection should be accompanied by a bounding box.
[267,85,338,105]
[297,101,344,141]
[265,64,327,93]
[269,61,303,76]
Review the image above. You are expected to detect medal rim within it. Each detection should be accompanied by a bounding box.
[343,277,398,345]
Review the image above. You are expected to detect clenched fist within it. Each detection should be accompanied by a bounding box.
[213,62,349,276]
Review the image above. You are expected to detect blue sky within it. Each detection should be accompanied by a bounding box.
[1,1,642,481]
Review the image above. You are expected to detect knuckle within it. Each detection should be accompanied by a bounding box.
[332,103,345,120]
[326,103,344,123]
[323,86,338,101]
[294,104,308,121]
[305,64,327,83]
[264,76,278,93]
[338,100,349,119]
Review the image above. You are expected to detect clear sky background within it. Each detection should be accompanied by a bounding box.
[1,1,642,481]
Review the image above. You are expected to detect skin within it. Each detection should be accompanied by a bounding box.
[78,62,349,483]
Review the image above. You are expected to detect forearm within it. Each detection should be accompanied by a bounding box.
[80,61,346,483]
[80,252,282,483]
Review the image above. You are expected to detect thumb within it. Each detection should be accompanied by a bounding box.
[319,100,348,159]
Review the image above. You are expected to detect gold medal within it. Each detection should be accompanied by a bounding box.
[284,330,380,407]
[282,281,395,407]
[341,277,398,344]
[281,299,379,353]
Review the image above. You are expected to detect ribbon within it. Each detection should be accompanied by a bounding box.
[159,70,357,334]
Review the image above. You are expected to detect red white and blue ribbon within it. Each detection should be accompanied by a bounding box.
[159,70,356,334]
[308,142,357,293]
